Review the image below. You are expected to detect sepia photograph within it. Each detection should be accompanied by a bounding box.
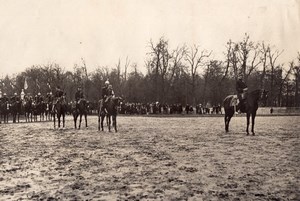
[0,0,299,200]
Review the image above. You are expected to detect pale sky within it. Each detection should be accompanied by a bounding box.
[0,0,299,77]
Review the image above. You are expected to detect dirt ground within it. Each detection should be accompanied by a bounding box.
[0,115,299,201]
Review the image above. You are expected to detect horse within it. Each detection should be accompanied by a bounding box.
[98,97,122,132]
[32,101,46,122]
[10,100,22,123]
[45,102,54,121]
[53,97,67,129]
[23,98,33,122]
[72,99,88,129]
[0,101,10,123]
[223,89,268,135]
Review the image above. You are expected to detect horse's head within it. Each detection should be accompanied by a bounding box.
[113,96,123,105]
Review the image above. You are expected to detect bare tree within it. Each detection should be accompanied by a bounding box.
[268,46,284,106]
[259,42,270,88]
[236,33,262,82]
[278,63,293,106]
[185,45,211,105]
[148,37,172,102]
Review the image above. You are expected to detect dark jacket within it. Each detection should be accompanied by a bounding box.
[236,79,247,93]
[75,90,84,101]
[55,89,64,98]
[11,96,20,103]
[1,96,9,103]
[102,86,109,99]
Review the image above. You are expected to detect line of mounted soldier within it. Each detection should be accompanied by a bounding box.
[0,80,116,124]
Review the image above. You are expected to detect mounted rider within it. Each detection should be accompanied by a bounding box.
[46,92,54,103]
[52,86,64,112]
[75,86,84,109]
[236,74,248,112]
[36,92,44,104]
[101,80,114,113]
[10,92,20,104]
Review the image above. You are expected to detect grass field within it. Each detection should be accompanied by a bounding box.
[0,115,299,200]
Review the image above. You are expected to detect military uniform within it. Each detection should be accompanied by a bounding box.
[75,90,84,102]
[236,78,248,112]
[10,95,20,103]
[1,95,9,103]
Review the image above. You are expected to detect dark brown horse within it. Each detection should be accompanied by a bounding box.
[10,100,21,123]
[53,97,67,129]
[72,99,88,129]
[223,89,268,135]
[23,98,32,122]
[98,97,122,132]
[0,101,10,123]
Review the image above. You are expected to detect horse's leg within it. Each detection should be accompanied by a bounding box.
[101,113,104,131]
[79,114,82,129]
[53,113,56,129]
[74,114,77,129]
[108,115,111,132]
[113,115,117,132]
[224,113,229,132]
[246,112,250,135]
[98,114,100,131]
[58,114,61,128]
[106,115,109,126]
[251,111,257,135]
[85,113,88,128]
[63,113,65,128]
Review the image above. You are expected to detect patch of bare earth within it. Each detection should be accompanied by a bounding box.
[0,115,299,200]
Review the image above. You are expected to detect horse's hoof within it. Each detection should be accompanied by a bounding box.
[246,132,249,135]
[252,133,255,136]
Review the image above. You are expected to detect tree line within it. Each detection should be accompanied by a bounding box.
[1,34,299,107]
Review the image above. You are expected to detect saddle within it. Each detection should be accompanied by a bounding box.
[230,95,239,107]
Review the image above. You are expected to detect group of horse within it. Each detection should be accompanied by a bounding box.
[0,96,123,132]
[53,96,122,132]
[0,98,52,124]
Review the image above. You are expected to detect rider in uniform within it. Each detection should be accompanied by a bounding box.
[101,80,114,113]
[75,86,84,109]
[236,74,248,112]
[10,92,20,104]
[52,86,64,112]
[37,92,44,104]
[46,92,54,103]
